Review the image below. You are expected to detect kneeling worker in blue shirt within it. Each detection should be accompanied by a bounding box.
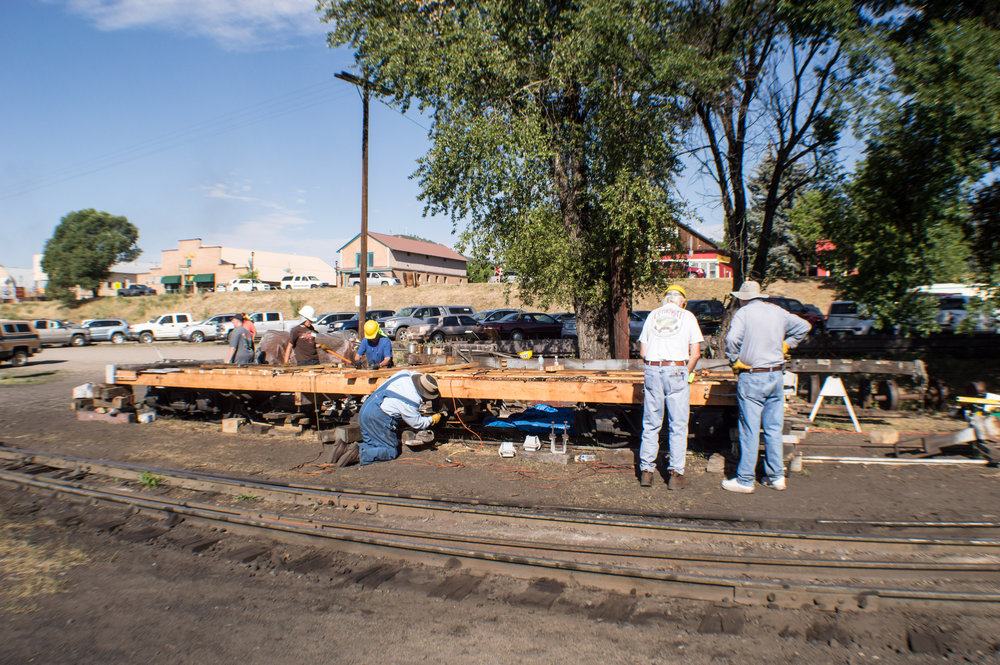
[357,320,393,369]
[331,370,446,467]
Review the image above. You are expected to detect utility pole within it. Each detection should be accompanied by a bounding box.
[335,71,375,328]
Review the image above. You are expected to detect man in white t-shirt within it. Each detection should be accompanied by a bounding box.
[637,284,704,488]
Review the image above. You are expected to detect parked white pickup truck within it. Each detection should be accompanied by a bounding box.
[128,313,195,343]
[247,311,299,337]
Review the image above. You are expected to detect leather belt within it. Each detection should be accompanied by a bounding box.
[645,360,686,366]
[749,365,784,373]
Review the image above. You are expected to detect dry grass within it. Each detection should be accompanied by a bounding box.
[4,278,841,322]
[0,511,91,613]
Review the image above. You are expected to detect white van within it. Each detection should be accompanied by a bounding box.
[279,275,330,290]
[825,301,875,335]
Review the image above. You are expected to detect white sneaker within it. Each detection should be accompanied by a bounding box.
[721,478,755,494]
[762,476,786,491]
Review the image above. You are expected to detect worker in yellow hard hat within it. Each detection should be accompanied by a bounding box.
[357,319,393,369]
[636,282,703,489]
[663,284,686,300]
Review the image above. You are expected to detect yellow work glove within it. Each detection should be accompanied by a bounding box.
[687,372,695,384]
[431,413,443,426]
[731,359,751,375]
[782,342,790,359]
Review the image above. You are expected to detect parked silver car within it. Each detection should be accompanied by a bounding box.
[31,319,91,347]
[81,318,130,344]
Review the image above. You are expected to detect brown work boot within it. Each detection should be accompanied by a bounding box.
[639,470,654,487]
[667,471,689,490]
[324,441,348,465]
[336,442,360,467]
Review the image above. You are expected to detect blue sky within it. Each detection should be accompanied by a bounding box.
[0,0,725,271]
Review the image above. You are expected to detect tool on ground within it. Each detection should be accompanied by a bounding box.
[518,350,533,359]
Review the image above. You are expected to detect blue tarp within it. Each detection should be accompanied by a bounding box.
[482,404,575,434]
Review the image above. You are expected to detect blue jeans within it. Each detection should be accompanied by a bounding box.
[736,371,785,485]
[639,366,690,473]
[358,394,401,465]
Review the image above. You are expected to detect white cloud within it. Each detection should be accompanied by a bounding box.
[200,179,344,258]
[64,0,325,50]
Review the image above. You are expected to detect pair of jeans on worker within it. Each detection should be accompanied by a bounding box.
[734,370,785,487]
[639,365,689,474]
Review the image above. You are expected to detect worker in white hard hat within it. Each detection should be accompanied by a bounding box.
[357,319,393,369]
[283,305,320,366]
[636,284,704,489]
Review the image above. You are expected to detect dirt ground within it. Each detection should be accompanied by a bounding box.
[2,344,999,664]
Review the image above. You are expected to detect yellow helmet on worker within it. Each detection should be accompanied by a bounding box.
[363,320,381,340]
[663,284,687,300]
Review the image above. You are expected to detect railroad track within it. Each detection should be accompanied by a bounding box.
[2,445,999,612]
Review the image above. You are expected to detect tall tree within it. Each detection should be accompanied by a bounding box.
[824,2,1000,327]
[320,0,687,358]
[41,209,141,302]
[677,0,867,287]
[746,154,824,279]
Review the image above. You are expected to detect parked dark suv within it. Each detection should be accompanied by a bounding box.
[117,284,156,296]
[686,299,725,335]
[765,296,824,331]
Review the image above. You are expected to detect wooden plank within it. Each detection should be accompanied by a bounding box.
[113,364,738,406]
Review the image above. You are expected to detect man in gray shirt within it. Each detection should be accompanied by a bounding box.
[723,281,810,493]
[226,314,255,364]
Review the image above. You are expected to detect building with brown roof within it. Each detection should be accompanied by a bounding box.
[338,232,468,285]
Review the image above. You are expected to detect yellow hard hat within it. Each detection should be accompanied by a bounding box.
[363,319,380,339]
[664,284,687,299]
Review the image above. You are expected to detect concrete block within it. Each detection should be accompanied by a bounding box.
[222,417,246,434]
[272,424,304,437]
[76,410,136,424]
[869,428,899,445]
[333,424,362,443]
[240,422,272,435]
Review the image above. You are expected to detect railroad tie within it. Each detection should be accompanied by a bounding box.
[283,552,331,574]
[587,592,637,623]
[512,578,565,609]
[697,605,745,635]
[429,574,481,602]
[340,563,402,590]
[227,544,271,564]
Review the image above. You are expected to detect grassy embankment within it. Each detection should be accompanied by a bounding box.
[0,278,840,323]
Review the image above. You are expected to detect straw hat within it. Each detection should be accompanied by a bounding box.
[730,280,767,300]
[411,373,440,400]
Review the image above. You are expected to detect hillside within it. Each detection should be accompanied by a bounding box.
[0,278,841,323]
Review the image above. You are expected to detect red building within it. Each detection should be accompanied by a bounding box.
[658,222,732,279]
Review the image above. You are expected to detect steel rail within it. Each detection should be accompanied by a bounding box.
[3,467,1000,612]
[3,466,995,576]
[3,446,999,553]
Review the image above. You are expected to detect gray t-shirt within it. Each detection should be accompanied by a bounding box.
[228,326,254,364]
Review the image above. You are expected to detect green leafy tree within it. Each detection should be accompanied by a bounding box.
[41,209,141,302]
[746,155,826,280]
[321,0,686,357]
[676,0,868,288]
[824,4,999,330]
